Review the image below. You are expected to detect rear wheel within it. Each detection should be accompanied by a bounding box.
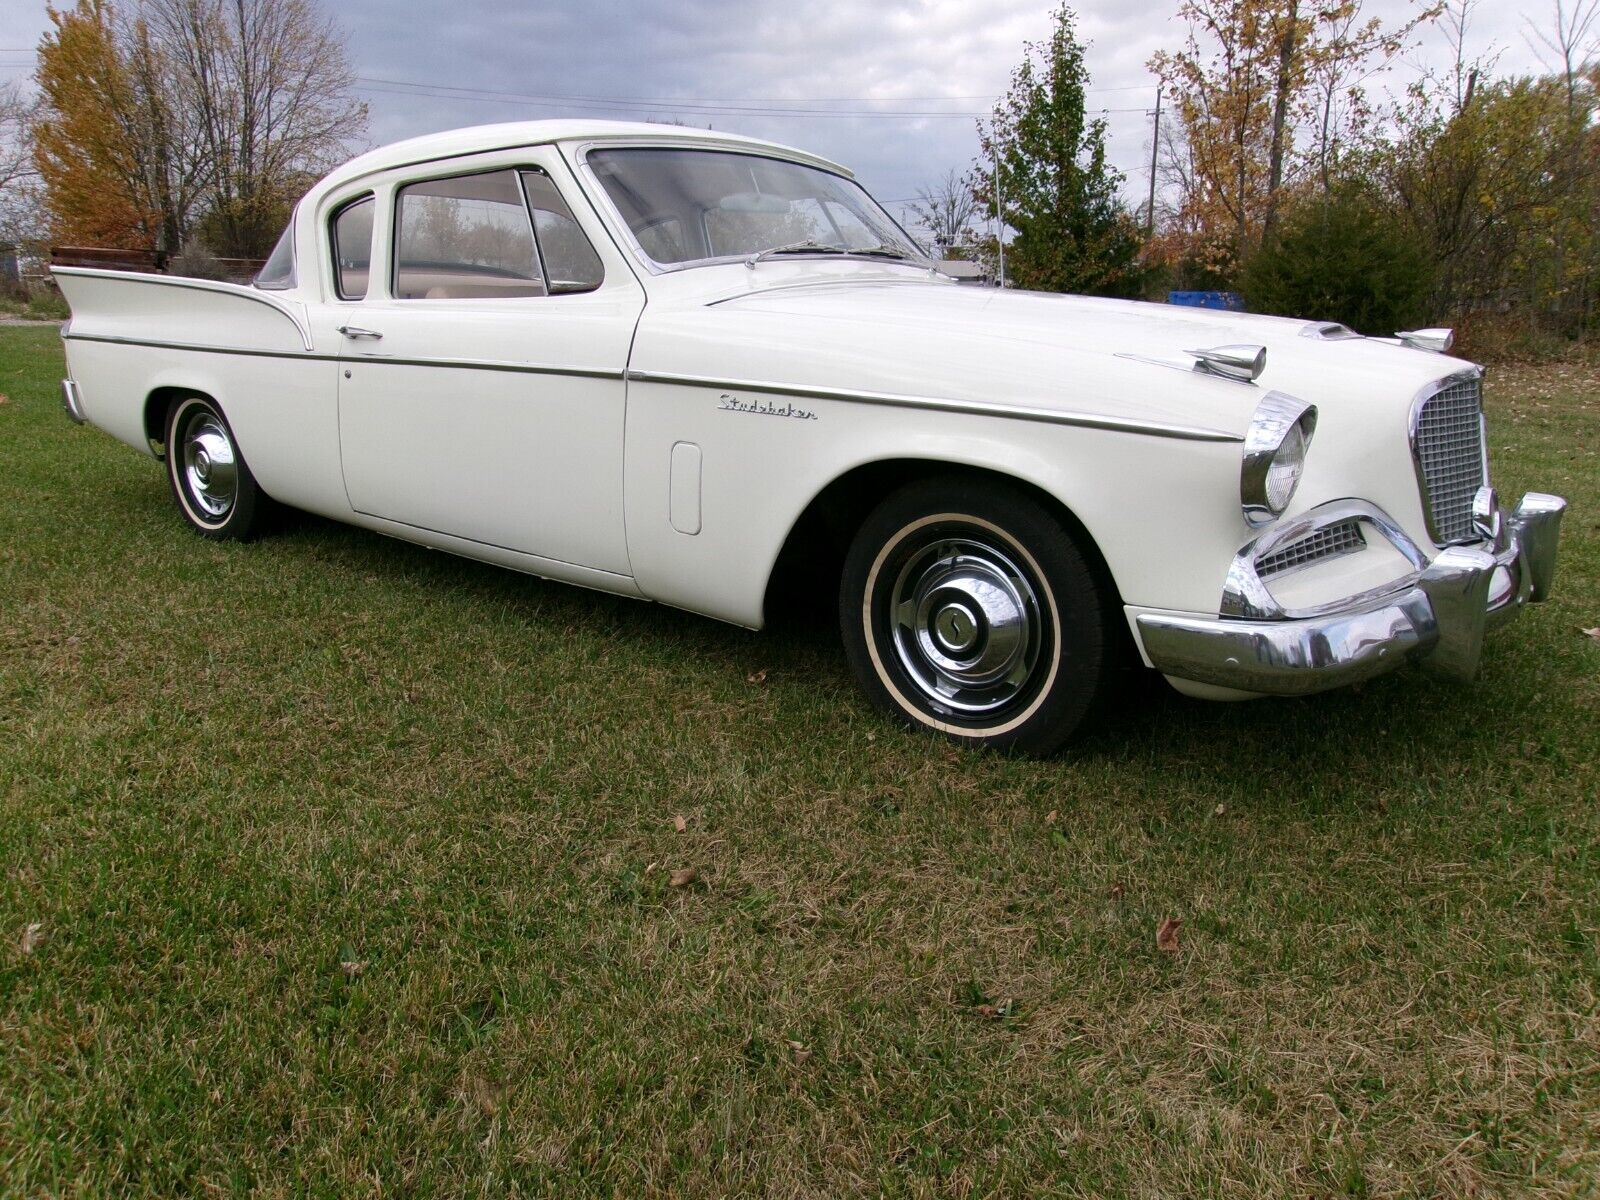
[840,476,1115,754]
[163,395,272,540]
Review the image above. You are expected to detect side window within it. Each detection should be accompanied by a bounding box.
[520,170,604,293]
[255,216,296,290]
[395,169,544,300]
[330,195,373,300]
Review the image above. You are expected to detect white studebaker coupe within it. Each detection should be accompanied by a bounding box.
[56,121,1568,753]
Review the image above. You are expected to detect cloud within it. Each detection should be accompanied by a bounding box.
[1,0,1556,225]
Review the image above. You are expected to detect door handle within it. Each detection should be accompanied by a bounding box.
[338,325,383,340]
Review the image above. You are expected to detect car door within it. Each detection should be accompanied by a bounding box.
[333,156,643,577]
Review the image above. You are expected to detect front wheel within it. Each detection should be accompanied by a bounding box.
[164,395,273,540]
[840,477,1115,755]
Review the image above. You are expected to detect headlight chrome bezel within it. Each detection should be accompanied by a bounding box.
[1241,392,1318,527]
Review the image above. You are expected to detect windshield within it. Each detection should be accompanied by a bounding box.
[586,147,923,269]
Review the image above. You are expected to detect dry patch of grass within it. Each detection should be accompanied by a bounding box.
[2,329,1597,1196]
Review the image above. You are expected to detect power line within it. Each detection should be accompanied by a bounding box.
[354,77,1151,119]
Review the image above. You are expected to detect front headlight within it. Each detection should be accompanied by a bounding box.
[1241,392,1318,526]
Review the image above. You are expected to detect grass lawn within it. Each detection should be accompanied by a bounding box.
[1,322,1597,1197]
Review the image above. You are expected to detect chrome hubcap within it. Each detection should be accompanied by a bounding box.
[888,536,1044,715]
[182,415,237,519]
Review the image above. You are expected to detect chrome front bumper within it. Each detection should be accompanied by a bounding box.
[1138,491,1567,696]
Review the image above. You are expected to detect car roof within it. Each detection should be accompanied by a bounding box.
[313,120,854,196]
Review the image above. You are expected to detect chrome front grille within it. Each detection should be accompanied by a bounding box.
[1412,376,1487,544]
[1256,518,1366,579]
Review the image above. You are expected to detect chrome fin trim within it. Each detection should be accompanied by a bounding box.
[625,368,1244,442]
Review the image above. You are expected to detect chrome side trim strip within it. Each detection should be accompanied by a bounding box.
[63,331,336,361]
[351,355,623,380]
[625,368,1244,442]
[59,332,624,380]
[49,265,314,350]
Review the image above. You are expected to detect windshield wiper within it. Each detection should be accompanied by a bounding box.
[745,241,850,268]
[744,240,919,269]
[849,244,914,261]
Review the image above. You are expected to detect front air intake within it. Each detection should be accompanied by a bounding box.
[1411,374,1487,545]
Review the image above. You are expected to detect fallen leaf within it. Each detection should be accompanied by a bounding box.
[673,814,687,833]
[1213,803,1227,817]
[1582,627,1600,643]
[1156,917,1182,954]
[339,959,366,979]
[1044,809,1058,824]
[668,868,698,888]
[1107,883,1125,901]
[785,1038,814,1065]
[20,922,44,954]
[973,998,1013,1019]
[0,394,9,405]
[746,668,769,684]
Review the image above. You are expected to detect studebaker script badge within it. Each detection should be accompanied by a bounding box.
[718,393,818,421]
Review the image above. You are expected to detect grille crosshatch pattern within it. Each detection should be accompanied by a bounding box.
[1414,377,1488,544]
[1257,519,1367,579]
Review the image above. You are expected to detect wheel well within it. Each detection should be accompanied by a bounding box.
[762,460,1123,628]
[143,387,201,459]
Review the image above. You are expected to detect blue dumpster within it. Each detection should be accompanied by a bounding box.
[1168,290,1243,311]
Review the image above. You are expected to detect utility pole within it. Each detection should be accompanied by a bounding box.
[1146,86,1162,239]
[993,148,1007,288]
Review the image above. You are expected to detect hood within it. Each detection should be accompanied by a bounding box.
[637,271,1473,441]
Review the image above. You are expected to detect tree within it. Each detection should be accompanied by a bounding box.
[1241,184,1433,331]
[33,1,171,249]
[906,168,979,257]
[974,4,1144,295]
[32,0,365,257]
[141,0,367,257]
[1149,0,1431,272]
[0,83,43,258]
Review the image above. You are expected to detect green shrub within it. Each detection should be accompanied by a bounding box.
[1242,189,1435,335]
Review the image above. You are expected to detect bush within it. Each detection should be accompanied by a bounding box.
[167,237,230,282]
[1242,189,1434,336]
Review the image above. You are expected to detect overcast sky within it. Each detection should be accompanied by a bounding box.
[0,0,1553,229]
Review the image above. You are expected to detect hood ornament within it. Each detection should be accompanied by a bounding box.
[1396,327,1454,353]
[1188,344,1267,382]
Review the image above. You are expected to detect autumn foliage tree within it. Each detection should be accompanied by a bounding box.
[32,1,167,250]
[32,0,364,257]
[1149,0,1430,276]
[974,4,1144,295]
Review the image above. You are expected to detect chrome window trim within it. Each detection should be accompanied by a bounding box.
[625,368,1243,441]
[329,192,376,302]
[1408,367,1489,546]
[390,165,548,301]
[1221,498,1430,620]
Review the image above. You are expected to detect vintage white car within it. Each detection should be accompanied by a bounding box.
[55,120,1567,752]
